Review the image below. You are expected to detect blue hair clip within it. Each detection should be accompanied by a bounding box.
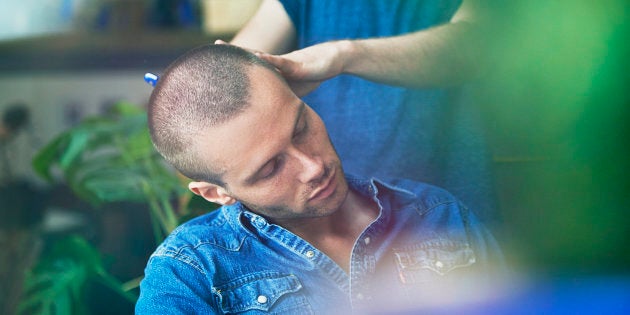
[144,72,159,87]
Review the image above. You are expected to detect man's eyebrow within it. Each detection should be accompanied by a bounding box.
[243,102,305,185]
[292,102,306,134]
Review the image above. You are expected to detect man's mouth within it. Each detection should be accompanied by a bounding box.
[308,167,337,201]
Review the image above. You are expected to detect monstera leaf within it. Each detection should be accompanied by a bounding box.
[18,236,136,315]
[24,102,201,314]
[33,103,185,206]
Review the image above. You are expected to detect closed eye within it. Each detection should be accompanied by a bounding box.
[245,102,306,185]
[259,156,284,180]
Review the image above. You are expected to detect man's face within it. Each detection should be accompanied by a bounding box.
[194,66,348,222]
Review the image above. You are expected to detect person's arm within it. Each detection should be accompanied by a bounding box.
[229,0,296,54]
[256,0,490,95]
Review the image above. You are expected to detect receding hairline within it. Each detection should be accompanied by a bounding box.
[183,64,285,177]
[147,44,284,185]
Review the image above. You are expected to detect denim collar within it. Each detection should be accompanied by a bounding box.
[220,175,417,237]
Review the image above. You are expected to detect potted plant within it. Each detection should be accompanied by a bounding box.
[20,102,206,314]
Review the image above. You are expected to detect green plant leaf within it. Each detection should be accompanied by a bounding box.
[59,129,91,171]
[32,131,69,181]
[19,258,87,315]
[112,101,146,116]
[31,107,179,206]
[81,170,147,203]
[19,236,136,315]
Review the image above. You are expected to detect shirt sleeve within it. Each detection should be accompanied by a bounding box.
[136,255,217,314]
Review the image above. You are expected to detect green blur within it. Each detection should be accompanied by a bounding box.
[477,0,629,275]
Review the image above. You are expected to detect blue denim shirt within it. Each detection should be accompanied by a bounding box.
[136,177,505,314]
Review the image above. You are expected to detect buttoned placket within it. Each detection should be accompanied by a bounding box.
[348,231,380,306]
[238,178,390,310]
[347,179,389,309]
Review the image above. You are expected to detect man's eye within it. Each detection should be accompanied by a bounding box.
[260,158,282,179]
[260,162,275,178]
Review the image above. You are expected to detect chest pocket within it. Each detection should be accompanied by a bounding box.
[213,272,312,314]
[393,239,476,285]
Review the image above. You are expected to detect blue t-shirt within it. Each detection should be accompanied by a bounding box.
[279,0,498,223]
[136,176,505,314]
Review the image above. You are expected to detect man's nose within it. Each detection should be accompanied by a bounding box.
[291,147,325,184]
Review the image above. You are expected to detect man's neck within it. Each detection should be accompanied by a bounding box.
[279,188,379,272]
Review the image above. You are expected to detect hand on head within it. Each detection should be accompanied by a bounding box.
[216,39,347,97]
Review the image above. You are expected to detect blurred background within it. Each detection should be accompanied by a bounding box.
[0,0,628,314]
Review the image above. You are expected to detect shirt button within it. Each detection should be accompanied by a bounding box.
[435,260,444,269]
[356,293,364,300]
[364,237,371,245]
[252,216,266,228]
[257,295,268,304]
[305,250,315,258]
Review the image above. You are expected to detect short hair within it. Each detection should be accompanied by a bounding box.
[148,44,278,185]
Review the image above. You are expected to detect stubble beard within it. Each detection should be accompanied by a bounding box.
[241,161,347,221]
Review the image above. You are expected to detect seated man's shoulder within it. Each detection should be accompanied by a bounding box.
[386,177,455,196]
[152,206,245,259]
[376,177,462,210]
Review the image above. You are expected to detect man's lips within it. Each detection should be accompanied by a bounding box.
[308,168,337,201]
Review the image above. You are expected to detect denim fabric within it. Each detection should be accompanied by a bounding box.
[136,177,505,314]
[277,0,499,224]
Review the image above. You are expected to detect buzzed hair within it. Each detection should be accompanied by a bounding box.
[148,44,278,185]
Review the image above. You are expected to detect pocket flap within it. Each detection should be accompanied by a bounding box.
[395,241,476,276]
[215,272,303,313]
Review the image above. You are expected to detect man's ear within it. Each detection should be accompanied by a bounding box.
[188,181,237,205]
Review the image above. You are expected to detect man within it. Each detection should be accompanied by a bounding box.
[136,44,505,314]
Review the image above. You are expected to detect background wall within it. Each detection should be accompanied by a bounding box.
[0,71,152,183]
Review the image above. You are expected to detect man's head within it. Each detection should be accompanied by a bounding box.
[148,44,348,222]
[149,44,275,184]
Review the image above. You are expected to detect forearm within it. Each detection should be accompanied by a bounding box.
[340,20,485,88]
[250,0,490,93]
[229,0,296,54]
